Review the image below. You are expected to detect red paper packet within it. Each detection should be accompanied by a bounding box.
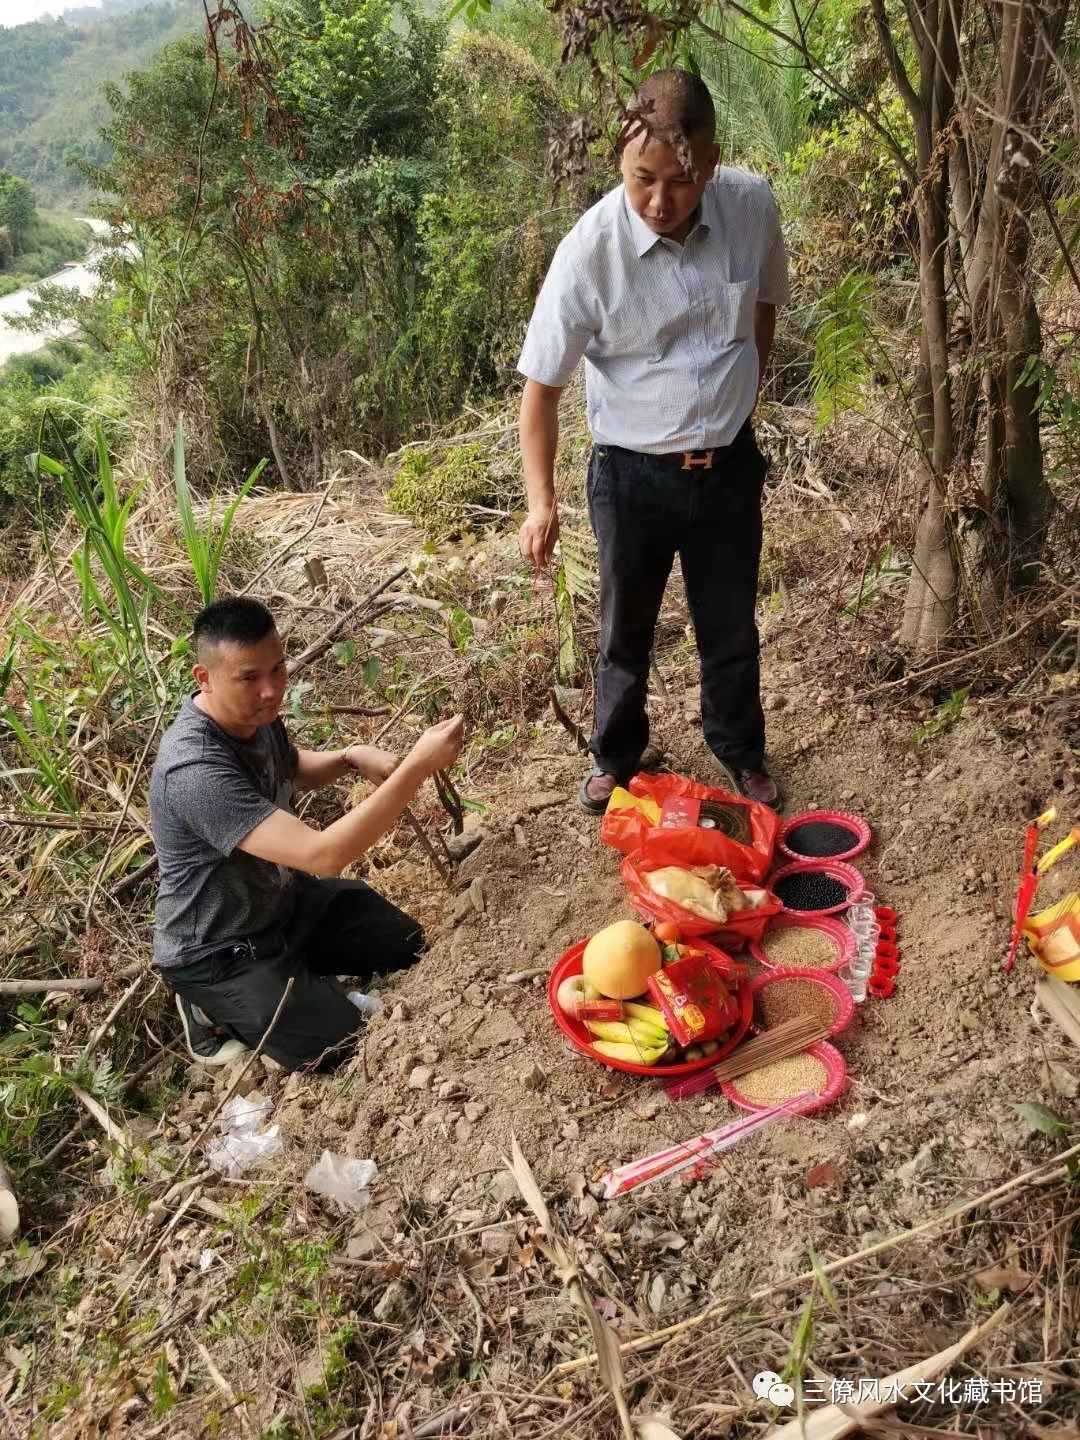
[647,953,739,1047]
[660,795,701,829]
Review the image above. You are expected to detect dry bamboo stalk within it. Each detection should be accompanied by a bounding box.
[761,1302,1011,1439]
[551,1139,1080,1378]
[194,1339,254,1437]
[0,961,142,997]
[69,1083,134,1152]
[0,814,141,833]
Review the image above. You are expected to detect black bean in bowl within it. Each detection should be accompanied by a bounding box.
[785,819,859,858]
[774,870,848,911]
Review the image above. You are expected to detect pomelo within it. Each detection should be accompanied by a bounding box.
[582,920,662,999]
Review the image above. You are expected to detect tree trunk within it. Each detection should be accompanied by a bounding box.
[901,174,957,654]
[978,0,1066,584]
[999,278,1049,582]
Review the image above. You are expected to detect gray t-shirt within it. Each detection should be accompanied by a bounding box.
[149,697,298,968]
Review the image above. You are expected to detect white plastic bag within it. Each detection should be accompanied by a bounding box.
[304,1150,378,1212]
[219,1093,274,1132]
[347,991,385,1016]
[205,1092,281,1177]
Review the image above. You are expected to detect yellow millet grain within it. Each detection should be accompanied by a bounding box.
[735,1052,828,1105]
[761,926,836,968]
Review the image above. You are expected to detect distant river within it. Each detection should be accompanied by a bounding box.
[0,217,112,366]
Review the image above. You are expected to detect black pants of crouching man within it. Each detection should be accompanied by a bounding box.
[586,421,768,783]
[159,874,424,1071]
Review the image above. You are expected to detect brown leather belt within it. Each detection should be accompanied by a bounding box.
[657,449,718,469]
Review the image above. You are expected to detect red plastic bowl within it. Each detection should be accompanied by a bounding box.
[749,914,855,975]
[749,966,855,1039]
[769,859,865,917]
[778,809,872,863]
[548,938,753,1077]
[722,1039,847,1115]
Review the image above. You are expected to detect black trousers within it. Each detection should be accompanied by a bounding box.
[159,874,423,1071]
[587,424,767,781]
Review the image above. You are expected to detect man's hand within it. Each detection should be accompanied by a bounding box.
[407,714,465,777]
[518,504,560,573]
[344,744,399,784]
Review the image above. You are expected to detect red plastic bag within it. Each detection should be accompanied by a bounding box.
[622,829,782,943]
[601,772,778,882]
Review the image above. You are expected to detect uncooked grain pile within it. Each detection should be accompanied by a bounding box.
[753,973,841,1030]
[734,1051,829,1105]
[759,924,838,967]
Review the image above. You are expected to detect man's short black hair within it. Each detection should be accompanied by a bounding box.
[193,596,276,657]
[625,69,717,149]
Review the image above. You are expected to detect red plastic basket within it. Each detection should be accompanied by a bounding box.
[749,914,855,975]
[722,1039,847,1115]
[749,966,855,1039]
[769,858,865,917]
[548,938,753,1077]
[778,809,872,863]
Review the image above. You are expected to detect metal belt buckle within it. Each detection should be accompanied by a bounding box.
[681,450,714,470]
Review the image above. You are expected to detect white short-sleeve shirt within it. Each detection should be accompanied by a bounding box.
[517,166,790,453]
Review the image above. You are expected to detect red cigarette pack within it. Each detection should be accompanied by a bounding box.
[647,953,739,1047]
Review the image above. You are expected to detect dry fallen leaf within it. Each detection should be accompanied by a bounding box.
[974,1265,1034,1293]
[804,1162,840,1190]
[634,1418,683,1440]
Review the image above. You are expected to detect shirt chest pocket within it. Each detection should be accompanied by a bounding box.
[715,278,758,342]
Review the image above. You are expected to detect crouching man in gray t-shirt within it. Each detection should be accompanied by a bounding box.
[149,596,463,1070]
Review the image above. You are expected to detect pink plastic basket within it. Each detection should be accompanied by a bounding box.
[778,809,872,863]
[722,1040,847,1115]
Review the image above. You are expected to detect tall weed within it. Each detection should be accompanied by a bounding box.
[172,419,265,606]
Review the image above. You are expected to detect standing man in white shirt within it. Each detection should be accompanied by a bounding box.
[517,69,790,813]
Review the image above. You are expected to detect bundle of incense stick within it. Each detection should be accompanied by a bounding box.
[600,1091,817,1198]
[664,1015,828,1100]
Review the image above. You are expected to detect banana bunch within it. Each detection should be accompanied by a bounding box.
[586,1003,670,1065]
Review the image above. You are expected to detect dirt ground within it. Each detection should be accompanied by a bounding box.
[259,596,1077,1233]
[8,431,1079,1437]
[141,550,1079,1435]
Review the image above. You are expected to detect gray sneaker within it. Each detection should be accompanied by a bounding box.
[175,994,250,1066]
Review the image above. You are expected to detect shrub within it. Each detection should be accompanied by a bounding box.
[388,443,495,535]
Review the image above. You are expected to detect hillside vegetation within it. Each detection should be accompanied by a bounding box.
[0,0,202,204]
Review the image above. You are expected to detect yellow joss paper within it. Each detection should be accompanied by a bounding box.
[1025,893,1080,983]
[606,787,661,824]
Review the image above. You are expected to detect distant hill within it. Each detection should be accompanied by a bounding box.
[0,0,203,206]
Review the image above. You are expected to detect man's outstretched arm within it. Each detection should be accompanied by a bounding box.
[293,743,399,794]
[238,716,463,876]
